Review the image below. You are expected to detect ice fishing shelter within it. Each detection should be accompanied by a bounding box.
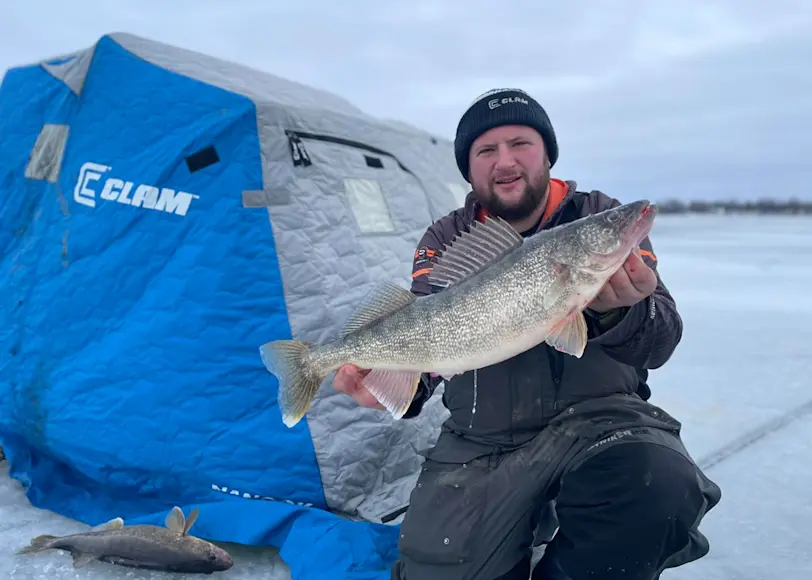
[0,32,464,579]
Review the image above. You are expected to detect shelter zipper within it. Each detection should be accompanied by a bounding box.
[285,130,415,177]
[287,131,312,166]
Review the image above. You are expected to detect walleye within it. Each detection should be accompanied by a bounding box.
[16,505,233,573]
[260,200,657,428]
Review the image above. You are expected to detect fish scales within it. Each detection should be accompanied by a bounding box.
[260,200,657,427]
[312,237,570,372]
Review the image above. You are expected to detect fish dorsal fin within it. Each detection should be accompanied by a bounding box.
[165,506,186,534]
[427,215,523,288]
[339,281,416,338]
[92,517,124,531]
[183,507,199,536]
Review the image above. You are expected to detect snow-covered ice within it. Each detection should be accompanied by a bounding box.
[1,213,810,579]
[643,213,812,578]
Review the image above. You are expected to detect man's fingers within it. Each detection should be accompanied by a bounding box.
[590,282,618,312]
[624,250,647,278]
[355,388,384,409]
[624,252,657,294]
[604,271,627,301]
[334,364,368,396]
[333,364,386,410]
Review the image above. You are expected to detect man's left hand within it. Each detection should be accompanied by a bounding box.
[588,248,657,313]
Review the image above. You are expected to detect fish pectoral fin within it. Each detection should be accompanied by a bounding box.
[92,517,124,531]
[71,552,98,568]
[362,370,423,420]
[183,507,200,535]
[545,311,588,358]
[339,281,417,338]
[427,215,523,288]
[165,506,186,534]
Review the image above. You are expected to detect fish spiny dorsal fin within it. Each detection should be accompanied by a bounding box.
[92,517,124,531]
[427,215,523,288]
[339,281,417,338]
[165,506,186,534]
[183,507,200,536]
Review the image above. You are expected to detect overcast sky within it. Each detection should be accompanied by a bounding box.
[1,1,810,202]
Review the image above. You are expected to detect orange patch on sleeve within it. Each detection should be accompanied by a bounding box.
[639,249,657,262]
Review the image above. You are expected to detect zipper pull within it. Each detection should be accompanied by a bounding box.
[287,132,312,167]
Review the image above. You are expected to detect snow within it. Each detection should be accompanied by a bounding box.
[1,212,810,579]
[643,213,812,579]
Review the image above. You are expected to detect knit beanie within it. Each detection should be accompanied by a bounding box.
[454,88,558,181]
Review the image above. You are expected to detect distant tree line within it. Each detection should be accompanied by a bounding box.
[655,198,812,215]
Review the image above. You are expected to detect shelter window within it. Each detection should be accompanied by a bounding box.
[186,145,220,173]
[343,178,395,233]
[25,123,70,183]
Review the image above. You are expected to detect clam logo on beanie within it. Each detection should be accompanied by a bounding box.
[478,88,530,110]
[454,88,559,181]
[488,96,528,109]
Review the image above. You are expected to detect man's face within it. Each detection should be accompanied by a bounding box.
[468,125,550,221]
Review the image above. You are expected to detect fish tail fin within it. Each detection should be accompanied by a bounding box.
[260,339,323,428]
[16,534,59,555]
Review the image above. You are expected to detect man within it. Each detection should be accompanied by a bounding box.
[333,88,721,580]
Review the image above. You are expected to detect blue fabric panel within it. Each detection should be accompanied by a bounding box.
[0,36,401,579]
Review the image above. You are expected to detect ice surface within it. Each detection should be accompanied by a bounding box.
[1,213,810,579]
[666,417,812,579]
[643,214,812,579]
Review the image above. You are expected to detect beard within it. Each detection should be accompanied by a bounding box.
[472,163,551,222]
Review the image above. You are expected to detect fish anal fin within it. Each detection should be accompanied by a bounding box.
[340,281,417,338]
[362,369,423,420]
[92,517,124,531]
[183,507,199,535]
[427,216,523,288]
[72,551,98,568]
[165,506,186,534]
[545,311,588,358]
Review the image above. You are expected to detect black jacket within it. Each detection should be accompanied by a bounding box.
[403,180,683,462]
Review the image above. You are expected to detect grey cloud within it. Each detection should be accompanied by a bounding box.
[0,0,809,202]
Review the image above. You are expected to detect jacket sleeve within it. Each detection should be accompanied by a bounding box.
[585,192,683,369]
[401,225,447,419]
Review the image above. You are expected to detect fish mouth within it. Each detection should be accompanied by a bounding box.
[620,200,656,248]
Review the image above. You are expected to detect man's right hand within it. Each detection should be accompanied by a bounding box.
[332,364,385,411]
